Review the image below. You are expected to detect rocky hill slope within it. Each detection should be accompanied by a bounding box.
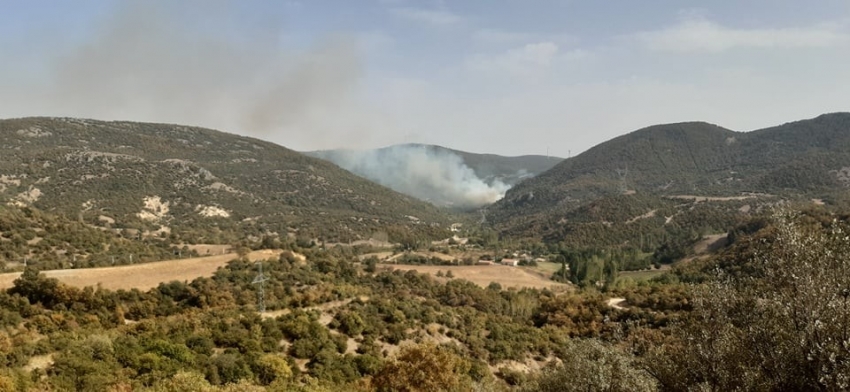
[0,118,454,245]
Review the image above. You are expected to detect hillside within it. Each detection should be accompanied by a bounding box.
[491,113,850,246]
[0,204,189,269]
[307,144,562,209]
[0,118,455,245]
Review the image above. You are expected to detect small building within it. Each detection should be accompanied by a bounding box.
[500,258,520,267]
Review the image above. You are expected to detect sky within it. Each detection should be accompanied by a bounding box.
[2,0,850,157]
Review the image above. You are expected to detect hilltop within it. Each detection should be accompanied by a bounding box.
[307,144,562,209]
[490,113,850,247]
[0,118,455,246]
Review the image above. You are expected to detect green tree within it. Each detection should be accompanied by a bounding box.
[144,371,214,392]
[372,343,473,392]
[523,339,656,392]
[10,266,60,307]
[254,354,292,385]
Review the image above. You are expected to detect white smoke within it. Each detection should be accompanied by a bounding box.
[317,145,510,209]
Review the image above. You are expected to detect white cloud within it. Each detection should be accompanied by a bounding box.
[472,28,578,47]
[472,29,536,45]
[465,42,591,79]
[391,7,462,25]
[637,19,850,52]
[466,42,558,75]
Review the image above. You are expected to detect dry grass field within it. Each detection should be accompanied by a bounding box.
[0,249,282,291]
[385,264,569,290]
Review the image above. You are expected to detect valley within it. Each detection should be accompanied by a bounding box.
[1,114,850,391]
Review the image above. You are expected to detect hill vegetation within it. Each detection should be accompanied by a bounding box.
[0,235,681,391]
[1,209,846,390]
[491,113,850,253]
[0,118,455,247]
[0,205,189,270]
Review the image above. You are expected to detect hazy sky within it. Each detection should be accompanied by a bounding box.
[2,0,850,156]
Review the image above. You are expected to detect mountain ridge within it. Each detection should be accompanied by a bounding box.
[0,117,455,244]
[491,113,850,246]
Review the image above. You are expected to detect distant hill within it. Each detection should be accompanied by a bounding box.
[490,113,850,247]
[307,144,562,209]
[0,118,455,245]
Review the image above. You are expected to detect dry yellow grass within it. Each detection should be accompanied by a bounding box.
[386,264,569,290]
[0,250,282,291]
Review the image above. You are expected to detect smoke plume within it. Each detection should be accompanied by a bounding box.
[3,0,371,150]
[315,145,510,209]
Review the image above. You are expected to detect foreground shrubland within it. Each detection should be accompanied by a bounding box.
[0,211,848,390]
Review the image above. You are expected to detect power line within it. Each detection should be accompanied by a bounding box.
[616,165,629,194]
[252,261,270,313]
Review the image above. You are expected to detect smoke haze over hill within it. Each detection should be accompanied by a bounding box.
[2,1,372,150]
[313,145,512,209]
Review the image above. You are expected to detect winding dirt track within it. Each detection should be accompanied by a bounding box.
[0,250,281,291]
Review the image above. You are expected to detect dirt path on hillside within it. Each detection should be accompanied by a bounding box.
[666,194,771,202]
[0,250,282,291]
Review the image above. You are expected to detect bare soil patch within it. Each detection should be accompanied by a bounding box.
[0,250,281,291]
[23,354,54,372]
[385,264,569,290]
[606,298,627,310]
[693,233,728,254]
